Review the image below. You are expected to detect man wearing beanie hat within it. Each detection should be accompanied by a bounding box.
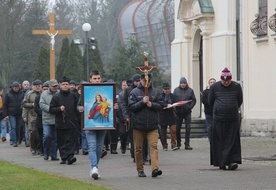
[128,72,163,178]
[173,77,196,150]
[49,76,81,165]
[3,81,24,147]
[69,80,78,95]
[22,79,42,154]
[208,67,243,170]
[159,82,178,151]
[133,74,141,82]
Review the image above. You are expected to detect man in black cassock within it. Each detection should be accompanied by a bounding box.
[49,77,81,165]
[208,67,243,170]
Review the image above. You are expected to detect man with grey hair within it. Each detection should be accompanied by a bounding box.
[22,80,31,147]
[22,80,31,97]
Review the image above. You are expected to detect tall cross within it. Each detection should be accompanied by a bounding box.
[32,13,72,79]
[136,52,157,96]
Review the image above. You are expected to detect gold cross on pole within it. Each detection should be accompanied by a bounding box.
[136,53,157,96]
[32,13,72,79]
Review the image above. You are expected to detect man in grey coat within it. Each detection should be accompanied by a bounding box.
[39,79,59,161]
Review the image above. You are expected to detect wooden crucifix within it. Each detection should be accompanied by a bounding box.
[136,52,157,96]
[32,13,72,79]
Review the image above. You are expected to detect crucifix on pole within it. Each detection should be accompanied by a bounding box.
[136,52,157,96]
[32,13,72,79]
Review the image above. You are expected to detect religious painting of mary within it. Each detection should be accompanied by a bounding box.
[82,83,116,130]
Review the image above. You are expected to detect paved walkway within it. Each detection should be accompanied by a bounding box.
[1,136,276,190]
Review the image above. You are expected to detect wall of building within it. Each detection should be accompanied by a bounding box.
[172,0,276,136]
[241,0,276,137]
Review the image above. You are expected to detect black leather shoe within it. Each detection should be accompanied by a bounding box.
[185,144,193,150]
[138,171,146,177]
[219,166,227,170]
[228,163,238,170]
[121,149,126,154]
[60,160,66,164]
[111,150,118,154]
[51,157,59,161]
[151,169,162,177]
[67,157,77,165]
[82,151,88,155]
[101,150,107,158]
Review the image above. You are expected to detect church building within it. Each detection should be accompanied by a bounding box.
[172,0,276,136]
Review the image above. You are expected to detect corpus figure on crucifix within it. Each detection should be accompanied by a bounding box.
[47,31,58,50]
[136,52,157,96]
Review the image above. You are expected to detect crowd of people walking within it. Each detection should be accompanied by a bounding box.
[0,67,243,179]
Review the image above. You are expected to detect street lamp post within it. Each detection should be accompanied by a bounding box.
[82,23,91,81]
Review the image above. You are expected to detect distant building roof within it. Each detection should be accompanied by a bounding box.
[118,0,175,74]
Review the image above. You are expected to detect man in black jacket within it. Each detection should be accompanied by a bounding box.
[173,77,196,150]
[3,81,24,147]
[118,74,143,159]
[49,77,82,165]
[208,67,243,170]
[201,78,216,142]
[128,73,163,178]
[159,82,177,151]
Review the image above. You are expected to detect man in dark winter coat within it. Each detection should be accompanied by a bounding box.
[3,81,24,147]
[173,77,196,150]
[119,74,148,160]
[49,77,81,165]
[201,78,216,142]
[129,73,163,178]
[159,82,177,151]
[209,67,243,170]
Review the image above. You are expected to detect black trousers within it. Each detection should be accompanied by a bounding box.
[109,125,119,151]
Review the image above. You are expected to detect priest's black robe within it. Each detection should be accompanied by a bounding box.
[208,81,243,167]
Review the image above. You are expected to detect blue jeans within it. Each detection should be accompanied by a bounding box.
[1,119,7,138]
[82,131,88,152]
[85,130,106,168]
[9,116,24,144]
[43,124,58,158]
[205,114,213,142]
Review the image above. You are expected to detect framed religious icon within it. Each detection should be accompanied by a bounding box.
[81,83,116,130]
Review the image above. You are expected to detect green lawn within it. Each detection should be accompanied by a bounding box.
[0,161,110,190]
